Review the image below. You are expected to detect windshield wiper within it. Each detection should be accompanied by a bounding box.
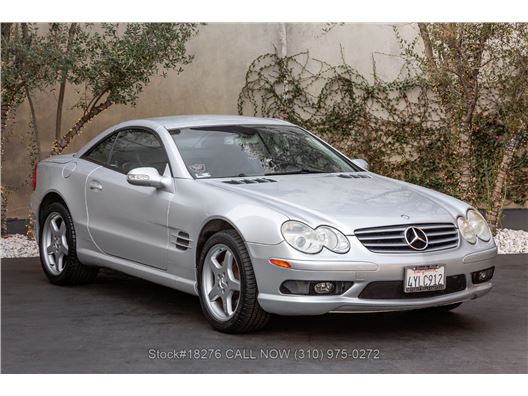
[265,159,328,175]
[265,168,327,175]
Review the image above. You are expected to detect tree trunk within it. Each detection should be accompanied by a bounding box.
[25,88,41,240]
[55,23,78,142]
[25,87,41,164]
[51,98,113,155]
[1,187,8,236]
[1,99,11,237]
[487,127,525,234]
[457,121,474,202]
[1,98,9,137]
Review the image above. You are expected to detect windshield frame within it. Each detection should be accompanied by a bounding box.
[169,124,365,179]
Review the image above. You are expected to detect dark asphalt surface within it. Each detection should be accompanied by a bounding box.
[1,255,527,373]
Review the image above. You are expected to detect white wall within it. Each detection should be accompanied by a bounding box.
[2,23,416,218]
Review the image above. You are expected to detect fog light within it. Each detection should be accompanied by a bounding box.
[280,280,353,296]
[313,282,335,294]
[471,267,495,284]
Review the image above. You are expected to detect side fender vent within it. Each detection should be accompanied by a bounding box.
[223,178,277,185]
[170,231,192,251]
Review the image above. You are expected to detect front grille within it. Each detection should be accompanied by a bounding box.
[358,274,466,299]
[354,223,459,253]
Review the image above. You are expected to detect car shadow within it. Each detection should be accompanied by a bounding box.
[268,310,480,337]
[88,267,483,338]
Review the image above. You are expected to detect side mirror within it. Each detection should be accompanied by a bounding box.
[352,159,369,171]
[127,167,171,189]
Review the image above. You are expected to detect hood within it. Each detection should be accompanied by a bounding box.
[201,173,459,234]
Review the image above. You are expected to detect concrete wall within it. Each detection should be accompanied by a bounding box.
[2,23,416,218]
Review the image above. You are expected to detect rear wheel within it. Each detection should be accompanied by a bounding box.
[39,202,98,285]
[197,230,269,333]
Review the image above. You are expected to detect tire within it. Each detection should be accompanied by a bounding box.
[39,201,99,285]
[197,229,270,333]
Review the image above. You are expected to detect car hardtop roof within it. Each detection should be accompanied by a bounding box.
[76,115,295,158]
[146,114,293,130]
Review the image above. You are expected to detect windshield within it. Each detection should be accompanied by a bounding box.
[170,124,359,179]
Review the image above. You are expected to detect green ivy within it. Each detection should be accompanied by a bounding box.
[238,48,527,210]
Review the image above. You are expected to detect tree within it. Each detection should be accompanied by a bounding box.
[1,23,51,235]
[478,25,528,231]
[47,23,199,155]
[1,23,200,236]
[239,23,528,232]
[411,23,527,231]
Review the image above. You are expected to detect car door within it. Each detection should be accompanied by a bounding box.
[83,128,173,270]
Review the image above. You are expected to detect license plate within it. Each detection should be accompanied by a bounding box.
[404,265,446,293]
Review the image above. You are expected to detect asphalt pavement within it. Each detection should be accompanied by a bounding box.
[1,255,527,373]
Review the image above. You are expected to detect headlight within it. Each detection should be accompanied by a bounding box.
[457,216,477,244]
[281,221,350,254]
[316,226,350,253]
[467,209,492,242]
[281,221,322,254]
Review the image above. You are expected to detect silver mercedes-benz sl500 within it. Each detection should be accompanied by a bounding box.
[31,115,497,333]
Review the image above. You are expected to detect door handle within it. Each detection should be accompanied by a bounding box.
[89,180,103,191]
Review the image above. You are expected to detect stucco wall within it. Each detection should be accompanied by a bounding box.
[2,22,415,218]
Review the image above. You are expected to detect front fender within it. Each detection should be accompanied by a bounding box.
[171,179,288,246]
[200,205,288,246]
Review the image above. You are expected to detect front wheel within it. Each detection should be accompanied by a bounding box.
[197,230,270,333]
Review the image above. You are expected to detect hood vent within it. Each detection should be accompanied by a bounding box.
[223,178,277,185]
[337,173,371,179]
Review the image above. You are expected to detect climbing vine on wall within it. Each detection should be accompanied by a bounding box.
[238,49,527,225]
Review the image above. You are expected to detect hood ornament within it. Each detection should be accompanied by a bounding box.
[401,214,410,220]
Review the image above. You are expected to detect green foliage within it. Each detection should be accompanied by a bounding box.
[238,51,455,192]
[1,23,201,234]
[31,23,199,154]
[45,23,199,111]
[1,24,51,116]
[238,24,528,212]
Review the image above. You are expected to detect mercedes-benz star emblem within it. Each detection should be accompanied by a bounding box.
[404,227,428,250]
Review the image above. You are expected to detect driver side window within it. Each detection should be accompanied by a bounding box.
[83,133,118,165]
[108,129,170,175]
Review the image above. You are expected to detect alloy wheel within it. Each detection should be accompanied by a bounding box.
[201,244,241,321]
[41,212,69,275]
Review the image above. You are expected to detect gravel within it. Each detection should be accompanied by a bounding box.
[494,228,528,255]
[1,234,40,258]
[1,229,527,258]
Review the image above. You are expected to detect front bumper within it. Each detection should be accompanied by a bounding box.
[247,240,497,316]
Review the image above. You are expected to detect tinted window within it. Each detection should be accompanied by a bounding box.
[108,129,169,174]
[170,124,357,179]
[84,133,118,164]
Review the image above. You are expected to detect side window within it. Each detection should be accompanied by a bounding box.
[108,129,170,175]
[83,133,118,164]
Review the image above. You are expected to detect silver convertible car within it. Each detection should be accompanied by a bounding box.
[32,115,497,333]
